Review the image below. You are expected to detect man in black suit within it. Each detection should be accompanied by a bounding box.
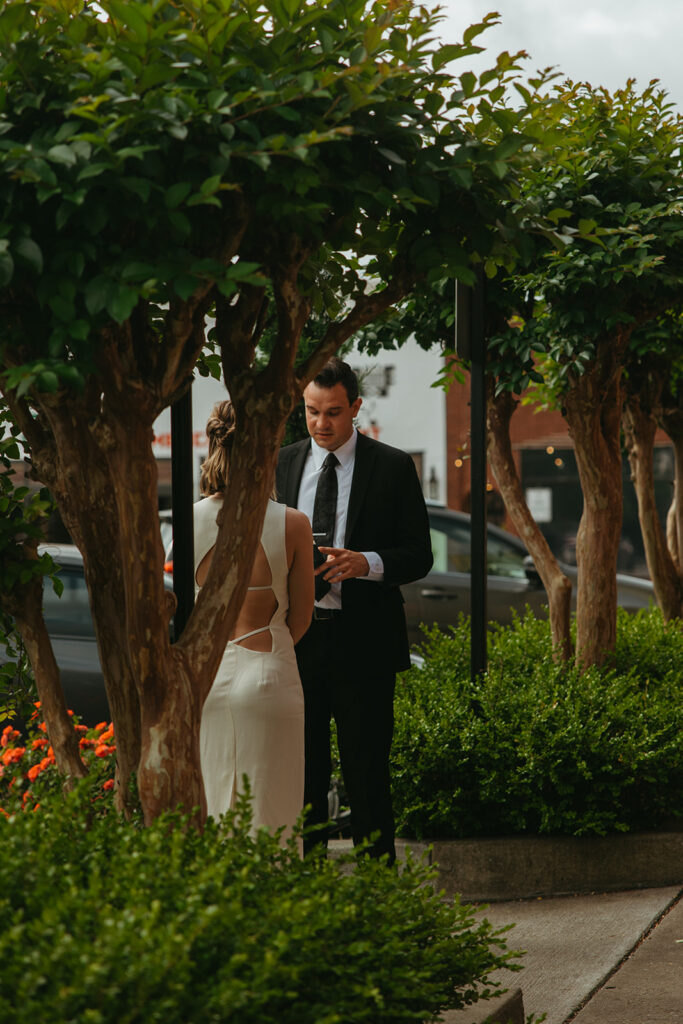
[276,358,433,862]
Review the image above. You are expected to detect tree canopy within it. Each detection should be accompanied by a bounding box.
[0,0,539,819]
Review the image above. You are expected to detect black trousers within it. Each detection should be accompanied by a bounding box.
[295,616,396,863]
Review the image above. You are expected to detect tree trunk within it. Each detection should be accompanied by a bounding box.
[564,344,626,667]
[487,386,573,659]
[32,401,143,814]
[623,392,682,619]
[3,567,87,783]
[660,407,683,587]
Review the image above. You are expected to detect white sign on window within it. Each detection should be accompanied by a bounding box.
[526,487,553,524]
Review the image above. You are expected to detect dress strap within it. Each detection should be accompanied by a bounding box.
[247,585,272,592]
[231,624,272,644]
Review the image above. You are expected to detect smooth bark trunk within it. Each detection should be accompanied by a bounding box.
[623,394,682,620]
[564,347,625,667]
[32,401,143,814]
[487,386,572,659]
[3,569,87,782]
[660,407,683,589]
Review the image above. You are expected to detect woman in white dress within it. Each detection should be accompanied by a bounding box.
[194,402,313,846]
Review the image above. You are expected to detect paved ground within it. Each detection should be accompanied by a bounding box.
[450,886,683,1024]
[329,840,683,1023]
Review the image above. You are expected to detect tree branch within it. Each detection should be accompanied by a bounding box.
[296,266,418,387]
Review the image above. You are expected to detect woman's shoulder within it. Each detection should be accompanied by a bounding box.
[193,494,222,521]
[284,504,312,537]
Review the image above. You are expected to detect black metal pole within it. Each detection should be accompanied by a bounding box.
[170,385,195,641]
[469,269,487,681]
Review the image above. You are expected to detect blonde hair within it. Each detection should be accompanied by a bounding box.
[200,400,236,496]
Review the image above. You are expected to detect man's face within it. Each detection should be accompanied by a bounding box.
[303,382,362,451]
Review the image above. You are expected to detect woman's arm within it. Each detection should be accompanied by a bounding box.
[285,507,314,644]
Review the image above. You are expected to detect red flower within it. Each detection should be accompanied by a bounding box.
[1,726,20,748]
[94,744,116,759]
[103,779,115,791]
[2,747,26,766]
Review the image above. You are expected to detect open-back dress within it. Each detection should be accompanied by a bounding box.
[194,498,304,845]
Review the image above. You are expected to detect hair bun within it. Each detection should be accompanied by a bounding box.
[206,401,236,450]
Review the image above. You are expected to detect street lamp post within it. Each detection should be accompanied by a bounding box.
[170,385,195,640]
[456,269,488,681]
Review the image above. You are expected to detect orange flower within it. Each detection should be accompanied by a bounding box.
[94,744,116,759]
[31,738,48,751]
[34,701,41,709]
[99,727,114,743]
[38,722,47,733]
[1,726,20,747]
[103,779,115,791]
[32,803,40,812]
[0,807,8,818]
[22,789,32,806]
[79,737,95,749]
[74,724,88,734]
[27,764,42,782]
[2,747,26,766]
[94,721,108,732]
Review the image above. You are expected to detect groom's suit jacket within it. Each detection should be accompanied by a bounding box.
[276,431,433,674]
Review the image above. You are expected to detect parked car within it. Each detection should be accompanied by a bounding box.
[401,506,656,648]
[1,544,174,727]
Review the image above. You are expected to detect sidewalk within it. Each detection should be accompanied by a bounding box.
[443,886,682,1024]
[329,839,683,1023]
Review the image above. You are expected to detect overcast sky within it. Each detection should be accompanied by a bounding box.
[438,0,683,111]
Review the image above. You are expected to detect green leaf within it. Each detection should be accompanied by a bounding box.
[37,371,59,393]
[106,286,139,323]
[108,0,150,39]
[0,248,14,286]
[46,144,78,167]
[165,182,192,208]
[15,236,43,274]
[85,276,113,316]
[432,45,465,72]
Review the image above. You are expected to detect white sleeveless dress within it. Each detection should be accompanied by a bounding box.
[194,498,304,846]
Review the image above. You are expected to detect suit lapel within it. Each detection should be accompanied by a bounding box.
[287,440,310,507]
[345,432,376,545]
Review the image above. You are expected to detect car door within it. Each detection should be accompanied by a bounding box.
[42,567,109,726]
[402,513,548,646]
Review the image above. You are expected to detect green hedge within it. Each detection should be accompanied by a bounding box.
[392,608,683,839]
[0,783,524,1024]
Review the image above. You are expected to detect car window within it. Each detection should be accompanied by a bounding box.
[430,522,471,573]
[486,534,528,579]
[429,518,528,580]
[43,569,95,638]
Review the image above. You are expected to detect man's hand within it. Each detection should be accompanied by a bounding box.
[316,547,369,583]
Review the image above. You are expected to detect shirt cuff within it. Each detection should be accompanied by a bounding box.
[361,551,384,581]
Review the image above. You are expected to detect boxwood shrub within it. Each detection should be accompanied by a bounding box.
[0,782,525,1024]
[392,608,683,839]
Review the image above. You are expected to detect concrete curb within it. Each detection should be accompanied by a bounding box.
[427,831,683,900]
[439,986,524,1024]
[329,831,683,900]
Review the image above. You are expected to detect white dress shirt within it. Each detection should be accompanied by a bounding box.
[297,429,384,609]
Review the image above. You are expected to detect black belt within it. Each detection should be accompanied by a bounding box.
[312,607,342,621]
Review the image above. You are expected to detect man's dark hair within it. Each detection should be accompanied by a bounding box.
[313,357,359,404]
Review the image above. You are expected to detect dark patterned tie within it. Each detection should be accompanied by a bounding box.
[312,452,339,600]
